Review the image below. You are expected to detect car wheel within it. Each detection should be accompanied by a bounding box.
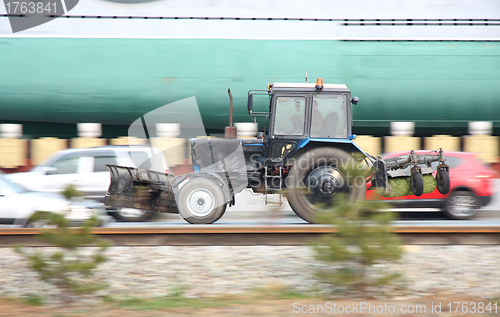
[286,148,366,224]
[24,219,53,228]
[110,208,155,222]
[443,190,479,220]
[178,178,227,224]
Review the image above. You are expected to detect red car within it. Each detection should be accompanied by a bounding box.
[366,151,497,219]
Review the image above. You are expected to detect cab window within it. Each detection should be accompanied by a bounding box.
[311,94,347,138]
[273,96,306,136]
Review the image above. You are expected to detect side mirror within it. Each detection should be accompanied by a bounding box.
[351,96,359,105]
[256,132,265,139]
[247,94,253,114]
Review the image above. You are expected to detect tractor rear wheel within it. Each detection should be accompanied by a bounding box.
[286,148,366,223]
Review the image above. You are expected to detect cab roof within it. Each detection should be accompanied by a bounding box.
[270,82,349,92]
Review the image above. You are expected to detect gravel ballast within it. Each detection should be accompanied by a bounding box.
[0,245,498,303]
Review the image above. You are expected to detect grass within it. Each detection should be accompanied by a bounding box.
[115,295,238,311]
[1,293,498,316]
[384,175,437,197]
[111,287,313,312]
[24,295,44,306]
[247,286,315,301]
[0,287,317,314]
[272,289,315,300]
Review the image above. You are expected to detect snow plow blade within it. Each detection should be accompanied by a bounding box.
[104,165,178,213]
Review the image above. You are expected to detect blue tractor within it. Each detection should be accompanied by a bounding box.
[105,79,450,223]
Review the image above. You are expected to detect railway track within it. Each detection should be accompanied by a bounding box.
[0,225,499,246]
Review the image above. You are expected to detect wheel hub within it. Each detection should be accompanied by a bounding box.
[448,195,477,216]
[306,167,345,202]
[321,180,334,194]
[187,188,215,217]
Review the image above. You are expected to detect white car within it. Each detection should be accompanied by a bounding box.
[0,170,110,227]
[6,145,169,222]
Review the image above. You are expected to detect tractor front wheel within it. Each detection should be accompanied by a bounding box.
[178,178,227,224]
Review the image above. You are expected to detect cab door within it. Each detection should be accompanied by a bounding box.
[267,94,309,164]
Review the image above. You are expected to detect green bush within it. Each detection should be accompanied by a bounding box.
[311,163,404,294]
[15,186,108,304]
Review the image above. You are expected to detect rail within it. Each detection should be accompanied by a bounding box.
[0,225,499,246]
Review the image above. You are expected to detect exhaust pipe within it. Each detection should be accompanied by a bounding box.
[225,88,237,139]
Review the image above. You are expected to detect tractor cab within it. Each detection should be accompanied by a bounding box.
[247,79,359,165]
